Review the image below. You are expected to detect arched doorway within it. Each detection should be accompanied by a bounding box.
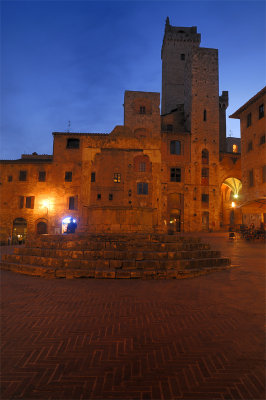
[12,218,27,244]
[167,193,183,232]
[170,210,181,232]
[36,221,48,234]
[202,212,209,231]
[221,177,242,229]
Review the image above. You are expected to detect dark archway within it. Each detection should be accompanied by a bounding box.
[37,221,47,234]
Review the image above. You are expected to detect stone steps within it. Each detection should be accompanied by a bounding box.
[0,233,231,279]
[0,260,231,279]
[10,248,220,260]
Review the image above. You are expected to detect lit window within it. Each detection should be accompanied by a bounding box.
[113,173,121,183]
[170,168,181,182]
[19,170,27,181]
[259,104,264,119]
[65,171,72,182]
[232,144,238,153]
[139,162,146,172]
[140,106,146,114]
[66,138,80,149]
[38,171,46,182]
[170,140,181,155]
[247,113,252,127]
[137,182,148,195]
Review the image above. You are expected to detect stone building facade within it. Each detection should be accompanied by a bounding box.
[230,87,266,227]
[0,19,241,243]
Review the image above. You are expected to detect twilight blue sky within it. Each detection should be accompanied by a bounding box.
[1,0,265,159]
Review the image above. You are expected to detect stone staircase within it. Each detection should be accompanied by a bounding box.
[0,233,231,279]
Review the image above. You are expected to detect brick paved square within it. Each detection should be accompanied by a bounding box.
[1,234,265,399]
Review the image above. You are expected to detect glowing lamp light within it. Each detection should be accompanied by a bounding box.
[42,200,49,208]
[231,202,236,208]
[233,194,238,199]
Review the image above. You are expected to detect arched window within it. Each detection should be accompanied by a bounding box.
[202,149,209,164]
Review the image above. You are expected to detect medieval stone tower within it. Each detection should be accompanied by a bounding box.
[161,17,230,231]
[161,18,201,115]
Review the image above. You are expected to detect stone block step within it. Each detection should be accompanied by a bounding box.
[2,253,229,271]
[0,260,231,280]
[12,247,218,261]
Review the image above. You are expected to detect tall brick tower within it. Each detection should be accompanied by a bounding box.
[161,18,224,231]
[161,17,201,115]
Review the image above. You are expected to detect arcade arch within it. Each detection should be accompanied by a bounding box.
[221,177,242,228]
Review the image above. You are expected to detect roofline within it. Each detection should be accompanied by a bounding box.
[52,132,109,136]
[0,159,53,164]
[229,86,266,119]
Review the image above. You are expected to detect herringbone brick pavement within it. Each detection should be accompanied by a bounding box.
[1,235,265,399]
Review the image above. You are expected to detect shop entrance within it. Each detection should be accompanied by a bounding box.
[169,210,181,232]
[12,218,27,244]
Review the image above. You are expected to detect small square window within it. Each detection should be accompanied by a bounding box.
[19,170,27,181]
[97,193,101,200]
[113,173,121,183]
[260,135,265,145]
[247,141,253,152]
[170,168,181,182]
[170,140,181,155]
[259,104,264,119]
[38,171,46,182]
[167,124,173,132]
[139,162,146,172]
[66,138,80,149]
[91,172,95,182]
[247,113,252,127]
[8,175,12,182]
[140,106,146,114]
[65,171,72,182]
[180,53,185,60]
[137,182,148,195]
[109,193,113,201]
